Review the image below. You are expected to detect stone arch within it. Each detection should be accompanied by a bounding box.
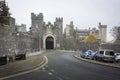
[43,33,56,49]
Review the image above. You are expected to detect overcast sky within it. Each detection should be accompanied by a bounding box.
[6,0,120,41]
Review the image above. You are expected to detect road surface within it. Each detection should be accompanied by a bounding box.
[5,50,120,80]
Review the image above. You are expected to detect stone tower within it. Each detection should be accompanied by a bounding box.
[65,21,74,39]
[54,17,63,48]
[30,13,63,50]
[31,13,44,36]
[98,22,107,43]
[31,13,44,51]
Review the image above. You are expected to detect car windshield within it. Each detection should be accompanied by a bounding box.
[105,51,114,56]
[99,51,104,54]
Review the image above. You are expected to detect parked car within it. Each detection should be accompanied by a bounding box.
[80,50,93,59]
[89,51,98,60]
[115,53,120,63]
[94,49,115,62]
[115,53,120,56]
[15,53,26,60]
[85,50,93,59]
[80,53,87,58]
[0,54,8,65]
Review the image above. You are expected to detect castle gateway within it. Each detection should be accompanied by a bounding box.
[30,13,63,50]
[46,36,54,49]
[43,33,56,49]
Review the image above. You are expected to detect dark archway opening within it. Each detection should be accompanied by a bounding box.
[46,36,54,49]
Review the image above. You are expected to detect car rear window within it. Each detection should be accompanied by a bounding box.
[105,51,114,56]
[99,51,104,54]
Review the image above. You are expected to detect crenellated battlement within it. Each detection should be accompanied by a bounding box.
[31,13,43,20]
[99,22,107,28]
[55,17,63,22]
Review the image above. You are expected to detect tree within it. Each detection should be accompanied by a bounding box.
[0,0,10,26]
[84,34,97,42]
[0,0,9,16]
[111,26,120,40]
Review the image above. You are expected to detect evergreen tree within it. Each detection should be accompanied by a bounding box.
[0,0,9,16]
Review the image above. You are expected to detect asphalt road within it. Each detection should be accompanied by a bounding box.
[5,50,120,80]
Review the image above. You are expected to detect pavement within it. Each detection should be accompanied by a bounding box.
[0,50,47,79]
[74,55,120,69]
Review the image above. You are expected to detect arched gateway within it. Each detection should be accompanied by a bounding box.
[46,36,54,49]
[43,33,56,50]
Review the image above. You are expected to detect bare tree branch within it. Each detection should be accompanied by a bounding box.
[111,26,120,40]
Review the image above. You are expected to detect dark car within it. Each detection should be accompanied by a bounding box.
[0,54,8,65]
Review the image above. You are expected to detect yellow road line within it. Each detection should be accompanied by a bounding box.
[0,56,48,80]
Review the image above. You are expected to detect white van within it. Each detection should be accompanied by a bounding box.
[95,49,115,62]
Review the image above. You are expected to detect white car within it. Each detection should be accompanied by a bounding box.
[115,54,120,63]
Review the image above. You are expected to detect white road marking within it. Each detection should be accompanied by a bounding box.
[48,72,53,75]
[50,69,55,72]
